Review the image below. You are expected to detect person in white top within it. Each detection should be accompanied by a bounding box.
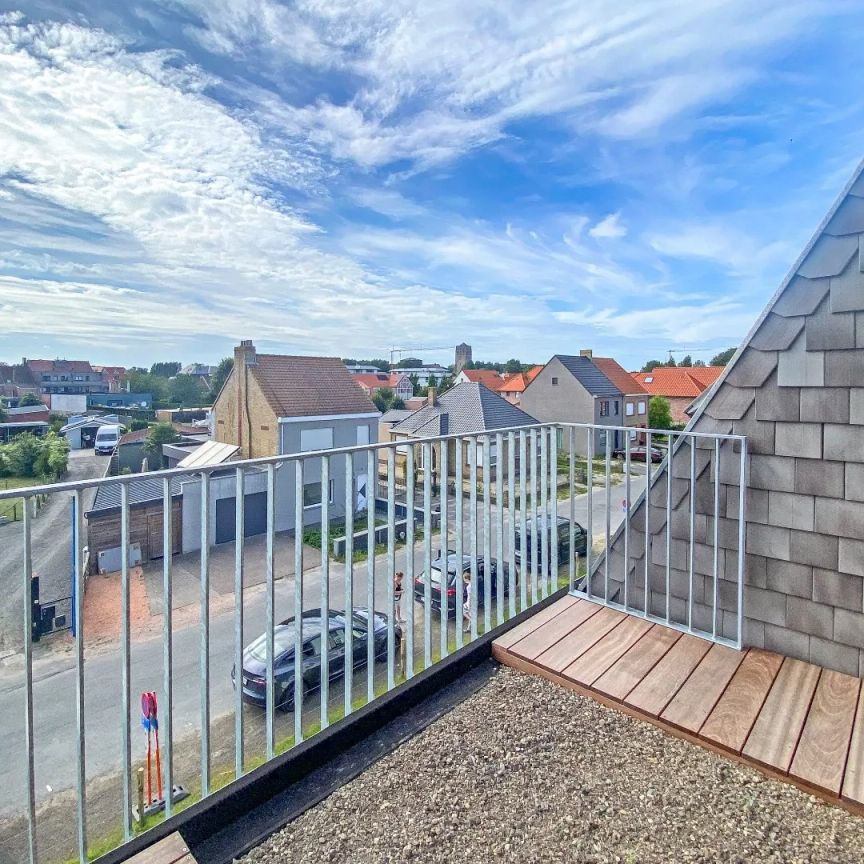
[462,571,472,632]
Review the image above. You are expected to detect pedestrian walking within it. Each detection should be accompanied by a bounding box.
[462,571,472,632]
[394,571,404,623]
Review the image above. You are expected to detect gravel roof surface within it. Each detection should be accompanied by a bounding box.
[241,666,864,864]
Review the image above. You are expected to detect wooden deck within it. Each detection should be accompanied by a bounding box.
[493,596,864,811]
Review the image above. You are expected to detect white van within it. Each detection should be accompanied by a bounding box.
[94,424,121,455]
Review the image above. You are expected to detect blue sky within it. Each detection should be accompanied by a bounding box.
[1,1,863,371]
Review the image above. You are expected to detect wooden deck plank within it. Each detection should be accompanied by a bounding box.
[700,649,784,753]
[789,669,860,795]
[592,624,681,701]
[742,658,820,773]
[841,685,864,804]
[125,833,196,864]
[625,634,711,717]
[493,595,579,650]
[507,599,602,661]
[660,643,745,733]
[533,606,626,672]
[562,615,653,687]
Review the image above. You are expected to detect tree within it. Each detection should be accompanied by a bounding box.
[19,392,42,407]
[679,355,692,367]
[710,347,736,366]
[648,396,673,430]
[150,361,181,378]
[208,357,233,402]
[396,357,423,368]
[503,358,522,373]
[372,388,405,413]
[169,374,206,406]
[144,423,179,468]
[127,370,169,402]
[641,359,664,372]
[0,399,5,423]
[693,359,706,367]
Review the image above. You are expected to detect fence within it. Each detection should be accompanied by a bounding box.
[0,421,747,864]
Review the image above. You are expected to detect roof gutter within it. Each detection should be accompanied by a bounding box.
[277,411,381,423]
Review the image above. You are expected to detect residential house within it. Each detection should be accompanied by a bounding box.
[344,363,382,374]
[353,372,414,402]
[208,341,380,544]
[27,358,108,398]
[92,365,127,392]
[521,352,626,456]
[378,408,413,443]
[632,366,724,425]
[0,362,40,402]
[387,382,536,484]
[181,363,216,389]
[391,363,449,387]
[591,355,649,442]
[454,368,503,388]
[495,365,544,405]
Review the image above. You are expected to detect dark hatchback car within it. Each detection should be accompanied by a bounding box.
[613,445,664,463]
[514,516,587,574]
[413,554,512,616]
[233,607,399,711]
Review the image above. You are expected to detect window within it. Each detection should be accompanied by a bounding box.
[303,480,335,508]
[551,377,559,386]
[356,425,370,446]
[300,427,334,452]
[625,403,635,417]
[556,428,563,448]
[644,376,653,383]
[629,429,637,440]
[614,401,619,416]
[303,635,321,657]
[329,629,345,649]
[638,401,647,415]
[599,401,609,417]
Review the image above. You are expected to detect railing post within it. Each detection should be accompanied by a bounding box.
[454,438,464,650]
[423,441,433,667]
[121,483,132,839]
[233,469,244,777]
[440,440,449,658]
[199,471,211,796]
[482,436,492,633]
[405,444,416,678]
[294,460,305,741]
[507,431,517,618]
[23,500,37,864]
[539,428,549,600]
[737,438,748,649]
[73,489,87,860]
[495,431,504,626]
[386,448,396,689]
[469,437,478,640]
[344,453,354,717]
[265,464,276,759]
[163,478,175,814]
[320,455,331,727]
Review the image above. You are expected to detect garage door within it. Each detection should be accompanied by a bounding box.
[215,492,268,544]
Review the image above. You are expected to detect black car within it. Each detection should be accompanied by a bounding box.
[413,554,512,616]
[514,516,587,573]
[233,607,400,710]
[613,445,664,463]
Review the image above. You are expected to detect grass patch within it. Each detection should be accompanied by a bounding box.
[0,476,43,521]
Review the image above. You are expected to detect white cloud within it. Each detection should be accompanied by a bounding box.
[589,212,627,239]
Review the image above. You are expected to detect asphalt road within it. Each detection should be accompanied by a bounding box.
[0,450,109,651]
[0,472,645,824]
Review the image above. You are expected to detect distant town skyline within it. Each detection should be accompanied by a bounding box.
[3,5,864,369]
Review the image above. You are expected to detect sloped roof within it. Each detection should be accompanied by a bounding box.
[497,372,530,393]
[353,372,391,390]
[593,357,646,395]
[390,382,536,437]
[555,356,620,397]
[633,367,724,398]
[459,369,504,388]
[249,355,378,418]
[6,404,49,419]
[87,473,192,516]
[28,359,93,374]
[380,409,413,423]
[0,363,38,388]
[526,365,544,382]
[177,440,239,468]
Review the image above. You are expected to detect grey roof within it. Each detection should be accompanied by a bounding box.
[380,409,413,423]
[86,473,194,517]
[554,355,621,397]
[390,383,536,437]
[60,416,119,434]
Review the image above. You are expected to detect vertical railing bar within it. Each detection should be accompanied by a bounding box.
[624,434,631,610]
[469,437,478,640]
[454,438,464,650]
[199,472,211,796]
[688,437,696,633]
[665,433,673,623]
[365,451,374,703]
[233,470,244,779]
[386,448,396,689]
[507,431,517,618]
[294,460,304,742]
[529,428,538,606]
[344,453,354,718]
[423,441,433,668]
[121,483,132,838]
[586,428,593,599]
[539,428,549,600]
[550,427,559,598]
[568,427,575,593]
[440,440,449,659]
[495,431,504,626]
[736,439,748,650]
[320,456,331,728]
[405,445,415,679]
[23,502,37,864]
[265,464,276,760]
[604,431,611,602]
[73,489,87,859]
[518,431,528,611]
[712,439,721,639]
[482,435,492,633]
[162,479,174,816]
[643,431,652,618]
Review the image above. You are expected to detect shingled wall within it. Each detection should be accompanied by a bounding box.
[602,161,864,677]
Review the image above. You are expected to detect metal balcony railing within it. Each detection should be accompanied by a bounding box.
[0,421,746,864]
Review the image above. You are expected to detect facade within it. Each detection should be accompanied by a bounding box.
[344,363,382,374]
[605,159,864,678]
[496,365,544,405]
[454,368,503,388]
[0,362,40,401]
[353,372,413,401]
[454,343,472,375]
[632,366,724,425]
[27,359,108,397]
[92,365,127,392]
[392,364,449,387]
[592,355,649,442]
[521,354,625,456]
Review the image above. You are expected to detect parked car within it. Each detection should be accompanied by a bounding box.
[414,554,512,616]
[233,607,400,711]
[613,445,663,463]
[514,515,587,574]
[94,424,122,455]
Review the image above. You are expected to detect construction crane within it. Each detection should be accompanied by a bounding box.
[389,345,456,366]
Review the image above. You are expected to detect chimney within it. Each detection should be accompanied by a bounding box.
[579,349,593,358]
[236,339,257,367]
[233,341,256,457]
[427,386,437,406]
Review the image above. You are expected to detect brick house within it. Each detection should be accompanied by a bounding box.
[353,372,413,402]
[632,366,724,425]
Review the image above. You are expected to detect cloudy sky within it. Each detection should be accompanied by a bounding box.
[1,2,863,370]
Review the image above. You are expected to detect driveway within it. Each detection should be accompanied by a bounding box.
[0,450,109,651]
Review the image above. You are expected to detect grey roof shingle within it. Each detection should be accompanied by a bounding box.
[554,355,621,397]
[86,473,194,516]
[390,383,536,437]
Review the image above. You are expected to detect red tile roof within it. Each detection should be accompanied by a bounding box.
[353,372,391,391]
[632,366,724,398]
[460,369,504,388]
[27,359,94,373]
[593,357,646,395]
[525,365,544,382]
